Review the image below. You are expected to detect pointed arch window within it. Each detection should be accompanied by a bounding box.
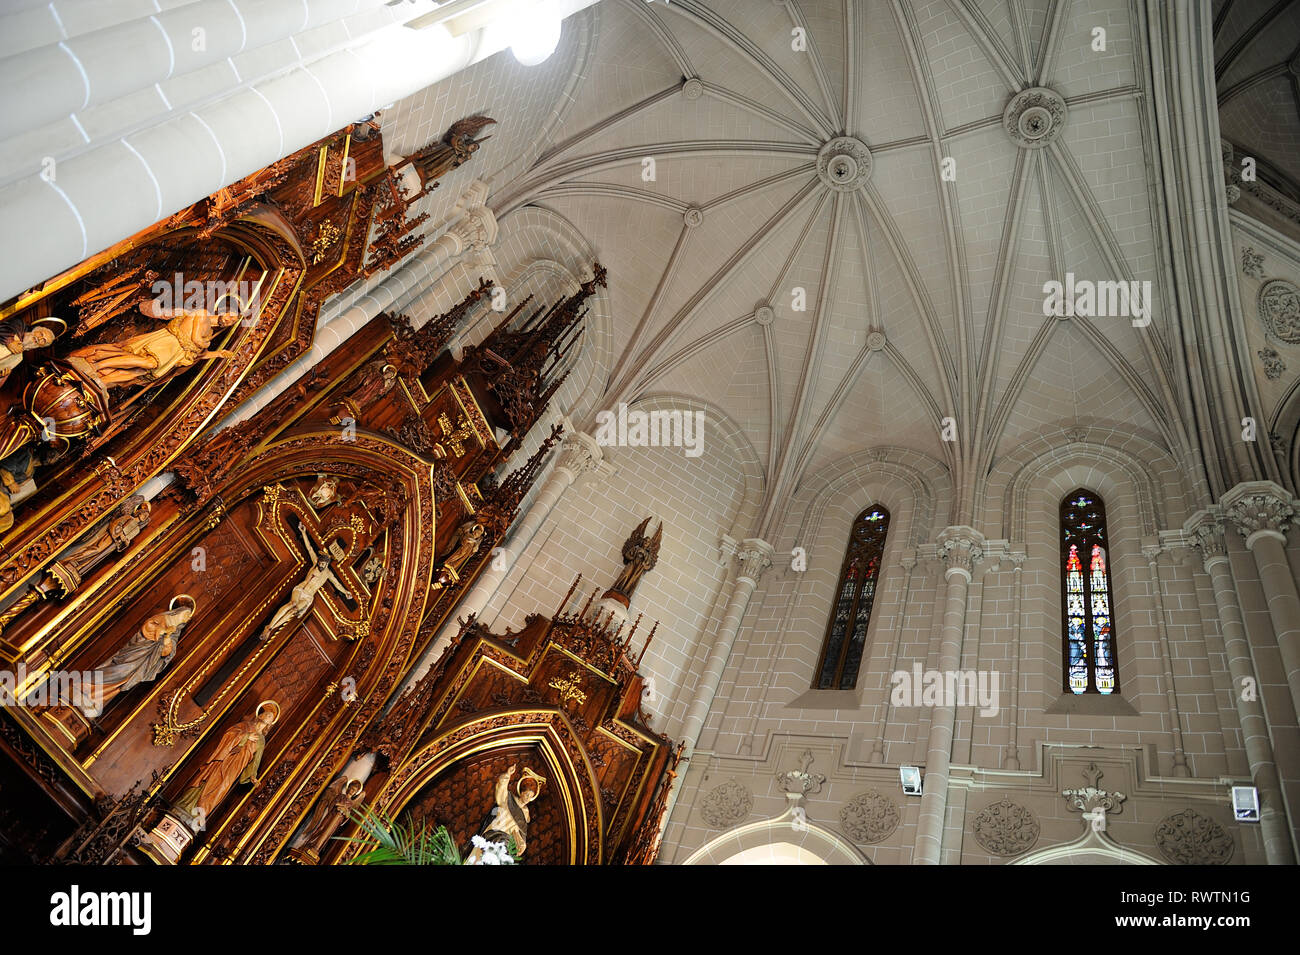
[814,505,889,690]
[1061,489,1118,694]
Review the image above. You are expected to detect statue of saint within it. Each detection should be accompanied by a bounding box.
[605,517,663,603]
[467,764,544,862]
[0,495,152,633]
[67,299,239,389]
[54,594,194,717]
[173,700,279,830]
[430,519,486,590]
[410,116,496,186]
[0,316,60,387]
[258,524,349,641]
[291,776,365,860]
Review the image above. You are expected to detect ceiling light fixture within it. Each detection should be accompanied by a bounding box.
[509,2,562,66]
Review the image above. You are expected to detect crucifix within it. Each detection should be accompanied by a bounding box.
[193,514,355,708]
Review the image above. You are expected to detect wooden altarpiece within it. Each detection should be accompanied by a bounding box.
[0,114,618,864]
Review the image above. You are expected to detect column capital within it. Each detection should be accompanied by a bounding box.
[937,526,985,578]
[554,425,603,480]
[1184,509,1229,564]
[1221,481,1295,548]
[735,538,775,582]
[718,534,739,565]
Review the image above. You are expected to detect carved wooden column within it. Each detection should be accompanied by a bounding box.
[914,526,982,865]
[1221,481,1300,723]
[1187,513,1295,864]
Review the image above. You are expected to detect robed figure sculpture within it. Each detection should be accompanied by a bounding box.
[56,594,195,717]
[466,764,545,862]
[173,700,279,830]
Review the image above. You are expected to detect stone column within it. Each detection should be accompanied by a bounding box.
[1187,512,1296,864]
[1143,543,1190,776]
[1221,481,1300,723]
[1004,551,1025,770]
[914,526,983,865]
[406,425,604,685]
[679,539,775,751]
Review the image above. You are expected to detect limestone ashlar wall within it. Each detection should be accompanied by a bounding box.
[479,395,760,738]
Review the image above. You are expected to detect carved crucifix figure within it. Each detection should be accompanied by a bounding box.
[258,523,350,642]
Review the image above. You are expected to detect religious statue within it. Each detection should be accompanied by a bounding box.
[430,519,486,590]
[467,764,544,862]
[0,316,61,387]
[173,700,279,830]
[332,359,398,422]
[0,495,152,632]
[66,299,239,389]
[258,524,349,641]
[308,474,339,509]
[409,115,496,187]
[51,594,194,717]
[603,517,663,604]
[289,776,365,862]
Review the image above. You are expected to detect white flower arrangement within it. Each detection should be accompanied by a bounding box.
[466,835,517,865]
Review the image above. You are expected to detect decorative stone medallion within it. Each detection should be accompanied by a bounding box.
[681,77,705,100]
[1153,809,1234,865]
[971,797,1041,856]
[683,206,704,228]
[1258,279,1300,343]
[816,136,873,192]
[865,329,887,351]
[1003,87,1067,149]
[753,304,775,326]
[699,779,753,829]
[839,789,900,844]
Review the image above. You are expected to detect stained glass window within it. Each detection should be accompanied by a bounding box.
[1060,489,1117,694]
[815,505,889,690]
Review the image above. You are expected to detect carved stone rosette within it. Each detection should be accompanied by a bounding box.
[839,790,900,844]
[1153,809,1234,865]
[816,136,873,191]
[699,779,753,829]
[970,797,1040,857]
[1258,279,1300,343]
[1003,87,1067,149]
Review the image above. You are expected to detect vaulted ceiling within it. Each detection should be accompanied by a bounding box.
[495,0,1189,531]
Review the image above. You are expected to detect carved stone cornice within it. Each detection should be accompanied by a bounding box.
[1220,480,1295,548]
[735,538,775,583]
[937,526,985,579]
